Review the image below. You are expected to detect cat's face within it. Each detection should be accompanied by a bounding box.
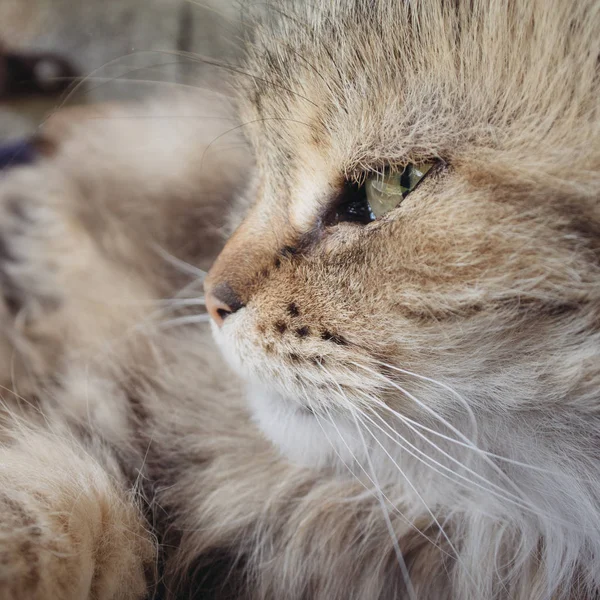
[205,2,599,479]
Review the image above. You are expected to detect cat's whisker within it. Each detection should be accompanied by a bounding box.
[373,360,479,442]
[341,404,418,600]
[156,296,206,308]
[69,76,237,97]
[41,42,319,133]
[300,387,359,477]
[158,314,211,328]
[314,367,455,558]
[350,367,583,529]
[301,382,404,509]
[355,396,536,515]
[197,116,317,172]
[41,49,222,122]
[81,61,218,97]
[351,407,480,591]
[131,434,156,499]
[350,361,539,512]
[359,392,532,505]
[394,407,561,476]
[313,361,515,513]
[151,244,208,280]
[353,368,560,476]
[296,385,407,510]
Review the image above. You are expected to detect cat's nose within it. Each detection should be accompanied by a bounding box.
[205,282,244,327]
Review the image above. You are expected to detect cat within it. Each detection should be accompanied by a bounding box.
[0,0,599,598]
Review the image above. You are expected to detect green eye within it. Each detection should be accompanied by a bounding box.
[331,163,434,225]
[365,163,433,218]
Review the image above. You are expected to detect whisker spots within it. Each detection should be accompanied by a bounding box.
[287,302,300,317]
[321,330,348,346]
[275,321,287,334]
[295,326,310,338]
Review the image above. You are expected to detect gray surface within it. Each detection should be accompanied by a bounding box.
[0,0,242,138]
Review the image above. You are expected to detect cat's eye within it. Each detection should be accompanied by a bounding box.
[331,163,434,225]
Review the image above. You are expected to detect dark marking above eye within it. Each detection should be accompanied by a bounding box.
[295,326,310,338]
[287,302,300,317]
[275,321,287,334]
[321,330,348,345]
[289,353,301,363]
[274,257,281,269]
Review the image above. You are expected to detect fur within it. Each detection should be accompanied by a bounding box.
[0,0,599,598]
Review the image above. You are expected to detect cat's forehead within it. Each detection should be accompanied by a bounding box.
[236,0,597,230]
[239,2,431,174]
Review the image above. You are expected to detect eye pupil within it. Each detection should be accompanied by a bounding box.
[330,180,375,225]
[399,165,413,192]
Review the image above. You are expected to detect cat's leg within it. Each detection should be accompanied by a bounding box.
[0,424,155,600]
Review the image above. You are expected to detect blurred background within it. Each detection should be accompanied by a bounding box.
[0,0,241,139]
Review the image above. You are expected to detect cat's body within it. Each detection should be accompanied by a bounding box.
[0,1,599,599]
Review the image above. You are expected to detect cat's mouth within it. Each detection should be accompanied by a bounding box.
[210,317,364,467]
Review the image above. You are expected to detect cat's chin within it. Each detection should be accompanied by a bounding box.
[245,383,359,472]
[211,319,364,472]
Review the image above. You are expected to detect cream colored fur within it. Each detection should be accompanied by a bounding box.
[0,0,599,599]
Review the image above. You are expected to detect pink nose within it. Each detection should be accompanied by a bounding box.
[204,283,244,327]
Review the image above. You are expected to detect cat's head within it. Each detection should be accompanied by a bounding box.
[204,1,600,482]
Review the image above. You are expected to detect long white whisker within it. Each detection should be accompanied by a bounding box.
[356,398,532,514]
[345,405,418,600]
[302,378,454,558]
[156,296,206,307]
[371,360,556,474]
[296,382,357,476]
[352,407,480,592]
[351,364,580,528]
[375,361,479,442]
[151,243,208,279]
[159,314,211,328]
[314,367,439,593]
[350,362,537,509]
[308,393,416,595]
[361,393,536,511]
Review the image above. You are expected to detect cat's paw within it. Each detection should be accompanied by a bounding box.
[0,429,155,600]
